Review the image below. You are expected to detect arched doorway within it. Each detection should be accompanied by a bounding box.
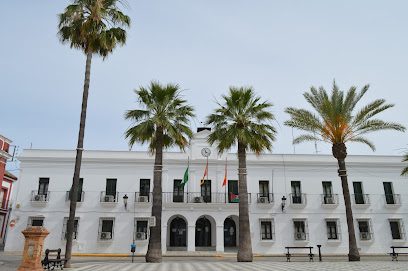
[195,217,211,247]
[224,217,236,247]
[170,217,187,247]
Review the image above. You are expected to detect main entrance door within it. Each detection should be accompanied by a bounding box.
[170,217,187,247]
[196,217,211,247]
[224,217,236,247]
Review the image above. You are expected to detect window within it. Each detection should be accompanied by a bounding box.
[140,179,150,197]
[106,179,117,199]
[353,182,365,204]
[383,182,395,204]
[134,218,149,240]
[38,178,49,197]
[99,218,114,240]
[326,219,340,240]
[228,180,238,203]
[291,181,302,204]
[357,219,373,240]
[260,219,274,241]
[389,219,405,240]
[68,178,84,202]
[28,216,44,227]
[173,179,184,202]
[62,217,79,240]
[259,181,270,203]
[293,219,308,241]
[201,179,211,203]
[322,182,334,204]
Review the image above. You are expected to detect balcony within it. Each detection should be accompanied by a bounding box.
[321,194,339,208]
[65,191,85,203]
[384,194,402,208]
[160,192,252,204]
[352,194,370,208]
[289,193,307,208]
[134,192,152,203]
[100,192,119,206]
[30,191,50,206]
[256,193,274,206]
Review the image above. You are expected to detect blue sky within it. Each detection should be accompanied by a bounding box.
[2,0,408,172]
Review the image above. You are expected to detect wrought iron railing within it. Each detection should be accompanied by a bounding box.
[30,190,50,202]
[256,193,274,204]
[289,193,307,204]
[65,191,85,202]
[384,194,402,205]
[100,191,119,203]
[321,194,339,205]
[353,194,370,205]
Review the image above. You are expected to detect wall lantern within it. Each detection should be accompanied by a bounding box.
[123,194,129,210]
[281,196,287,212]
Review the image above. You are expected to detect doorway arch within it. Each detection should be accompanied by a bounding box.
[224,217,237,247]
[195,216,212,247]
[169,216,187,247]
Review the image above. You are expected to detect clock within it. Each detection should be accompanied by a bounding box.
[201,147,211,157]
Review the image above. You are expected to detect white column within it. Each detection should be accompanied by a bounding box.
[162,224,167,253]
[216,225,224,253]
[187,225,195,252]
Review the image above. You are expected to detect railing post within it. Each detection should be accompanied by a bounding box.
[317,245,322,262]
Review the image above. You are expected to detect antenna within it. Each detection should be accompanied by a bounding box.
[291,128,296,154]
[313,131,320,154]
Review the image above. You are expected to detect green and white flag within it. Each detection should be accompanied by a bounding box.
[180,166,188,188]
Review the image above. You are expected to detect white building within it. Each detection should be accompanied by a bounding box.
[5,130,408,255]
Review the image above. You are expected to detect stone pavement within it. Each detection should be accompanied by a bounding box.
[70,261,408,271]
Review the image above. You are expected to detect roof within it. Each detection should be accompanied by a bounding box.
[4,170,17,180]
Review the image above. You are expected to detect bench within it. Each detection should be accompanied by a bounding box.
[390,246,408,261]
[285,246,314,262]
[41,248,67,270]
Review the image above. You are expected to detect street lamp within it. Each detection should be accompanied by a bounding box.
[281,196,287,212]
[123,194,128,210]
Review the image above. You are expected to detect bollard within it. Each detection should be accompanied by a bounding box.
[131,244,136,262]
[317,245,322,262]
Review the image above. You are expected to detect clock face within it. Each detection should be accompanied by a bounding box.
[201,147,211,157]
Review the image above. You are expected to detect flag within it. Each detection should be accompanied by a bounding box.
[180,166,188,188]
[230,192,239,203]
[200,162,208,186]
[222,159,227,187]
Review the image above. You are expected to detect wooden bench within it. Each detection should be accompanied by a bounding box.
[41,248,67,270]
[390,246,408,261]
[285,246,314,262]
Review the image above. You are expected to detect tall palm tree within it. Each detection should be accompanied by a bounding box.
[124,81,195,263]
[284,81,405,261]
[58,0,130,267]
[206,87,277,262]
[401,153,408,176]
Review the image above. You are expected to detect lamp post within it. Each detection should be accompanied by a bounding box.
[123,194,128,210]
[281,196,286,212]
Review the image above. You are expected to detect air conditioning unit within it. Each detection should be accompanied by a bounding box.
[100,232,112,239]
[258,197,268,203]
[135,232,146,240]
[194,196,203,203]
[296,233,306,240]
[34,195,46,201]
[104,195,115,202]
[139,196,149,202]
[325,197,334,204]
[361,232,370,240]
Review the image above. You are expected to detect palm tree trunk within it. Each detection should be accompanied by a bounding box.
[64,49,92,268]
[237,141,253,262]
[333,143,360,261]
[146,127,163,263]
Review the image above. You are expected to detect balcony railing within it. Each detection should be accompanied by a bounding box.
[256,193,274,204]
[30,191,50,202]
[289,193,307,204]
[385,194,402,205]
[100,192,119,203]
[160,192,252,204]
[0,199,11,209]
[134,192,152,203]
[353,194,370,205]
[321,194,339,205]
[65,191,85,202]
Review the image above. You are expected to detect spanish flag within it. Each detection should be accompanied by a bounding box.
[201,162,208,186]
[222,158,227,187]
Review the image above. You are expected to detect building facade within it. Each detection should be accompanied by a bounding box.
[0,134,16,246]
[5,130,408,255]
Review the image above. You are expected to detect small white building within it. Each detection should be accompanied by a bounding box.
[5,130,408,255]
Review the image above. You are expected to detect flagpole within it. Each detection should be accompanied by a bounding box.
[206,156,208,202]
[225,157,227,200]
[187,156,189,202]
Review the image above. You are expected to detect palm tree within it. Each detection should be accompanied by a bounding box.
[284,81,405,261]
[58,0,130,267]
[206,87,277,262]
[124,81,195,262]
